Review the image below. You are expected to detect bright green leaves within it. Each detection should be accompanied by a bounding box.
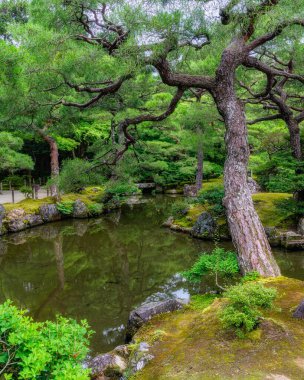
[219,282,277,337]
[0,300,93,379]
[0,132,34,172]
[182,247,239,283]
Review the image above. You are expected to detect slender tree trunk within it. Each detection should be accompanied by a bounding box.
[213,41,280,277]
[36,129,60,198]
[196,126,203,191]
[286,117,302,160]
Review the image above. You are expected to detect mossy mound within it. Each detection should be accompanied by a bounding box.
[131,277,304,380]
[3,186,104,214]
[252,192,293,228]
[3,197,55,213]
[172,179,293,231]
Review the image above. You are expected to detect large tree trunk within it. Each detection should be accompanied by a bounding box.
[213,41,280,277]
[196,126,203,191]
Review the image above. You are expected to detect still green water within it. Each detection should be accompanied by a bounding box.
[0,195,303,354]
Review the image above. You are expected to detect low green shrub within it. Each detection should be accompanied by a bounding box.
[0,300,93,379]
[88,203,103,216]
[58,159,104,193]
[182,247,239,287]
[56,201,74,215]
[219,282,277,337]
[105,181,139,198]
[241,271,261,283]
[275,198,304,219]
[19,186,32,199]
[171,200,190,219]
[196,188,225,216]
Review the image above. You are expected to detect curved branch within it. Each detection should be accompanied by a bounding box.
[243,57,304,84]
[61,74,132,108]
[112,87,185,164]
[246,19,304,52]
[247,113,282,125]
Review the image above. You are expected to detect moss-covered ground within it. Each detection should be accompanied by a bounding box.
[131,277,304,380]
[3,186,104,214]
[173,178,293,231]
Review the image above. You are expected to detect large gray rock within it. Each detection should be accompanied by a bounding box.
[5,208,28,232]
[126,299,184,342]
[191,212,217,239]
[24,214,44,227]
[247,177,261,194]
[298,218,304,236]
[88,352,127,379]
[73,200,88,218]
[39,204,61,222]
[293,300,304,319]
[183,184,198,197]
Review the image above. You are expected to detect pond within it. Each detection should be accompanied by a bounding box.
[0,195,303,355]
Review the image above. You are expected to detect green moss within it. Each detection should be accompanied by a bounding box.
[187,294,218,311]
[3,187,105,214]
[253,192,293,227]
[173,191,294,231]
[4,197,54,213]
[132,277,304,380]
[200,177,224,192]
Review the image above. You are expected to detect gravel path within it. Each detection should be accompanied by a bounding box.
[0,190,48,204]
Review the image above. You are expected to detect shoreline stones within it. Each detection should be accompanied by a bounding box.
[125,299,185,342]
[0,199,107,236]
[164,213,304,250]
[88,298,185,379]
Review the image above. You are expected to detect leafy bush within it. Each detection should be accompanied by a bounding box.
[197,188,225,216]
[2,175,25,189]
[219,282,277,337]
[59,159,104,193]
[275,198,304,218]
[88,203,103,216]
[171,200,190,219]
[104,181,139,199]
[182,248,239,285]
[0,300,93,379]
[241,271,261,283]
[203,161,223,180]
[19,186,32,199]
[56,201,74,215]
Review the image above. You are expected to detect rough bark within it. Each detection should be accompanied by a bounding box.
[36,130,60,198]
[213,40,281,276]
[287,117,302,160]
[196,126,203,191]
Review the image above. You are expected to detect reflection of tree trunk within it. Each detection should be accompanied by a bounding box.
[34,234,65,319]
[196,126,203,191]
[54,234,65,290]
